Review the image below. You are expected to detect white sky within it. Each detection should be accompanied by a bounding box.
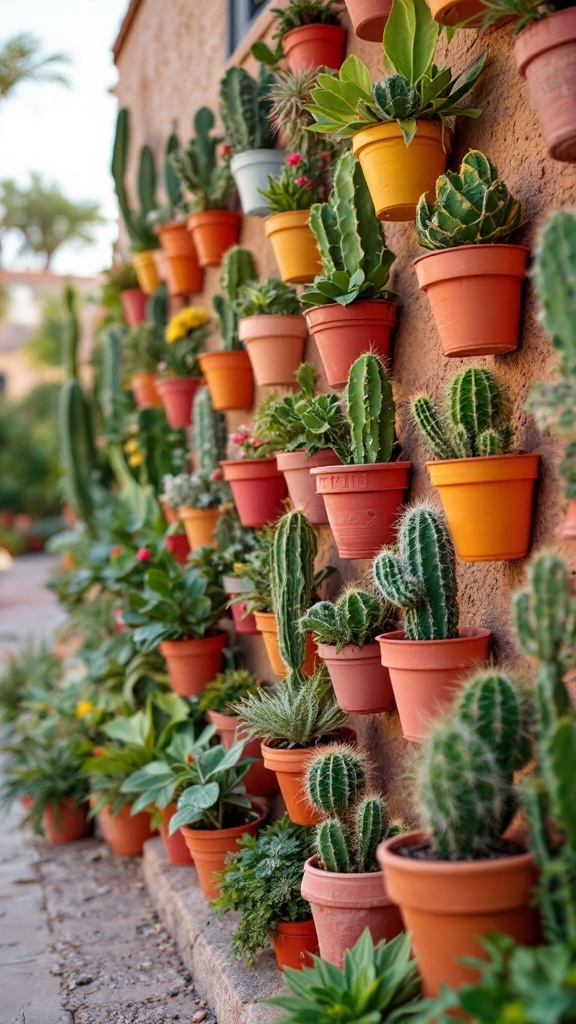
[1,0,129,276]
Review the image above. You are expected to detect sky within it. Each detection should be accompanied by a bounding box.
[1,0,129,276]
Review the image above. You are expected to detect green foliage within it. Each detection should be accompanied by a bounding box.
[213,246,256,351]
[192,386,227,472]
[171,107,235,213]
[160,469,230,511]
[0,383,62,516]
[24,294,67,368]
[111,108,159,251]
[234,666,347,748]
[0,736,90,834]
[0,640,61,727]
[272,509,318,679]
[253,362,349,460]
[346,353,396,465]
[197,669,264,716]
[259,152,329,212]
[168,740,257,832]
[0,32,69,100]
[121,322,167,379]
[233,278,301,318]
[58,377,98,535]
[465,0,559,35]
[219,65,277,154]
[300,586,391,653]
[228,526,276,615]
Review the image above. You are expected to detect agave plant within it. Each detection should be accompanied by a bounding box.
[233,667,347,748]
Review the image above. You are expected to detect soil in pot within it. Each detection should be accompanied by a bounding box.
[305,299,398,389]
[220,458,288,528]
[43,800,91,844]
[187,211,241,268]
[344,0,392,40]
[264,211,322,284]
[514,8,576,162]
[282,24,347,74]
[317,641,395,715]
[158,221,203,296]
[254,611,319,679]
[159,633,227,697]
[239,314,308,387]
[180,801,268,900]
[121,288,148,327]
[155,376,201,429]
[158,804,194,866]
[271,919,319,971]
[276,449,339,525]
[178,506,220,550]
[98,803,155,857]
[207,709,279,796]
[198,351,254,412]
[231,149,286,217]
[352,121,448,221]
[132,249,160,294]
[130,373,162,410]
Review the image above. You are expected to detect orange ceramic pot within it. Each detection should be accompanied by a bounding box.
[317,641,395,715]
[159,804,194,866]
[311,462,411,559]
[164,532,191,566]
[155,376,201,428]
[207,710,279,796]
[159,633,227,697]
[271,919,319,971]
[222,574,259,635]
[180,800,268,900]
[427,454,541,561]
[130,372,162,410]
[178,506,220,550]
[376,627,491,742]
[187,211,241,268]
[220,458,288,527]
[282,23,347,74]
[158,221,204,296]
[425,0,485,24]
[344,0,392,39]
[239,314,308,387]
[514,8,576,161]
[254,611,319,679]
[301,856,403,968]
[305,299,398,389]
[98,803,155,857]
[264,211,322,284]
[378,831,541,996]
[414,245,529,357]
[261,731,354,827]
[276,449,339,525]
[121,288,148,327]
[198,351,254,412]
[132,249,161,295]
[352,121,448,221]
[43,799,91,844]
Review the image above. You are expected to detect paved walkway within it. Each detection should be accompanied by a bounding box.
[0,553,66,656]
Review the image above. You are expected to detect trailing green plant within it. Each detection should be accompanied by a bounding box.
[219,65,277,154]
[416,150,524,251]
[171,107,236,212]
[234,666,347,749]
[411,366,515,460]
[252,0,344,66]
[300,586,391,652]
[192,386,227,472]
[121,322,167,380]
[160,469,230,511]
[271,509,317,679]
[213,245,257,352]
[259,151,331,212]
[373,502,458,641]
[111,107,160,251]
[233,277,301,318]
[253,363,348,459]
[197,669,264,716]
[345,353,396,465]
[462,0,564,36]
[168,740,258,833]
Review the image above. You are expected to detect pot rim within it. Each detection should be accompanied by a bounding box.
[311,460,412,476]
[426,452,541,482]
[179,798,268,840]
[317,640,381,660]
[159,631,227,653]
[283,22,347,44]
[377,829,535,879]
[273,917,316,935]
[276,447,337,469]
[187,210,241,226]
[304,297,399,316]
[413,242,531,268]
[514,6,576,73]
[264,209,312,231]
[376,626,491,648]
[352,119,447,150]
[301,854,393,908]
[198,350,251,367]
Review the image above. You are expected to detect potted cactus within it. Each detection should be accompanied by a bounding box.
[111,108,161,293]
[302,152,398,388]
[373,503,491,742]
[234,277,307,387]
[411,366,540,561]
[260,153,327,284]
[198,246,256,412]
[220,423,288,529]
[121,322,166,410]
[156,131,204,298]
[253,0,347,76]
[155,306,209,428]
[343,0,392,40]
[102,261,146,329]
[301,745,403,967]
[414,151,527,358]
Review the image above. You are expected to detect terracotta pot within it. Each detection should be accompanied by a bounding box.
[254,611,319,679]
[230,149,286,217]
[158,221,203,296]
[178,506,220,550]
[261,731,354,827]
[305,299,398,389]
[43,799,91,844]
[207,710,279,796]
[311,462,412,559]
[378,831,541,996]
[158,804,194,866]
[514,8,576,161]
[222,575,259,635]
[159,633,227,697]
[153,247,168,281]
[130,372,162,410]
[114,604,126,634]
[376,627,491,742]
[180,800,268,900]
[220,458,288,528]
[164,532,191,566]
[317,641,395,715]
[561,499,576,540]
[282,23,347,74]
[187,211,241,268]
[425,0,485,25]
[271,919,319,971]
[98,803,154,857]
[132,249,161,294]
[427,454,541,561]
[155,376,201,428]
[198,351,254,412]
[414,245,529,358]
[121,288,148,327]
[344,0,392,40]
[160,497,178,525]
[239,314,308,387]
[264,211,322,284]
[276,449,339,525]
[301,856,403,968]
[352,121,448,221]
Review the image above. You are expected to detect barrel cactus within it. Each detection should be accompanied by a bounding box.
[306,746,368,816]
[219,65,276,153]
[346,353,396,465]
[300,586,389,653]
[271,510,317,681]
[192,387,227,472]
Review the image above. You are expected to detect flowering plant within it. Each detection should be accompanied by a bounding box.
[122,323,167,380]
[161,469,232,510]
[229,424,275,460]
[161,306,210,378]
[258,153,330,213]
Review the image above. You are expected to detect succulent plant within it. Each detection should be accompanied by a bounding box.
[233,278,301,319]
[253,362,349,461]
[191,387,227,472]
[300,586,390,653]
[213,246,257,352]
[252,0,345,66]
[219,66,277,154]
[234,665,346,748]
[111,107,160,251]
[271,509,317,681]
[345,353,396,465]
[171,107,235,212]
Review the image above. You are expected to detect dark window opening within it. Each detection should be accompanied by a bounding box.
[227,0,270,56]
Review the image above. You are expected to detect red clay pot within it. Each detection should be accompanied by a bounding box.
[239,314,308,387]
[198,351,254,412]
[121,288,148,327]
[220,457,288,528]
[271,919,319,971]
[98,803,155,857]
[159,804,194,866]
[222,575,259,635]
[304,300,398,389]
[130,372,162,410]
[253,611,319,679]
[164,532,191,566]
[159,633,227,697]
[311,462,411,559]
[282,23,347,74]
[378,831,541,996]
[261,742,322,826]
[207,710,279,796]
[514,8,576,161]
[276,449,339,525]
[301,856,403,968]
[414,245,529,358]
[317,641,395,715]
[344,0,392,40]
[158,221,203,296]
[376,627,491,743]
[43,800,91,844]
[180,800,268,900]
[187,211,241,268]
[561,499,576,540]
[155,376,201,428]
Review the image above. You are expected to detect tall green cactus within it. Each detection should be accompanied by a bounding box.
[58,378,97,535]
[373,503,458,641]
[146,282,169,329]
[101,326,126,440]
[346,354,395,465]
[456,670,531,776]
[214,246,257,351]
[164,130,184,217]
[219,66,276,153]
[170,106,234,212]
[272,510,317,681]
[306,747,367,815]
[412,366,514,460]
[192,386,227,471]
[111,107,159,251]
[62,284,79,379]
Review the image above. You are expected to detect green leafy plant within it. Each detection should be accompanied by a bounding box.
[252,1,344,66]
[121,322,167,379]
[233,278,301,318]
[213,246,257,352]
[0,735,90,835]
[160,469,231,511]
[259,152,331,213]
[234,666,347,749]
[197,669,264,716]
[171,107,236,212]
[168,740,258,833]
[300,586,391,652]
[111,108,160,251]
[253,363,348,459]
[219,65,277,154]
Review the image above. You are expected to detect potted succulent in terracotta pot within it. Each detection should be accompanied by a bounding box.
[162,469,231,552]
[220,423,288,529]
[253,0,347,75]
[260,152,329,284]
[156,306,209,428]
[343,0,392,40]
[155,131,204,298]
[373,502,491,742]
[414,150,527,358]
[235,277,307,387]
[121,322,166,411]
[411,366,540,561]
[111,108,162,293]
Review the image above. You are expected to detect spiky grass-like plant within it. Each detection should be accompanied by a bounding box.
[233,666,346,749]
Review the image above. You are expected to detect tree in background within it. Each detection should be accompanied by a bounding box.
[0,33,69,101]
[24,292,73,368]
[0,382,62,517]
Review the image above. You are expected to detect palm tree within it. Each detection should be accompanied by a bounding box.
[0,33,70,101]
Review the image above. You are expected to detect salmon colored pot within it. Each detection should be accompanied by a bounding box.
[305,300,398,389]
[271,919,319,971]
[239,314,308,387]
[425,0,485,25]
[99,803,154,857]
[155,376,201,428]
[276,449,339,525]
[159,633,227,697]
[180,800,268,900]
[352,122,448,222]
[178,506,220,550]
[261,731,354,827]
[317,641,395,715]
[158,221,204,296]
[159,804,194,866]
[311,462,412,559]
[376,627,491,742]
[114,604,126,634]
[427,454,541,561]
[265,211,322,284]
[160,497,178,525]
[130,372,162,410]
[43,799,91,844]
[561,499,576,540]
[514,8,576,161]
[164,532,191,566]
[220,458,288,528]
[198,351,254,412]
[132,249,161,295]
[282,23,347,74]
[414,245,529,357]
[121,288,148,327]
[344,0,392,39]
[301,856,403,968]
[378,831,540,996]
[254,611,319,679]
[223,575,259,635]
[207,710,279,796]
[153,248,168,281]
[187,211,241,268]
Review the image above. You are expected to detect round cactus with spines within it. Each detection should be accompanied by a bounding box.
[346,353,396,466]
[455,671,531,776]
[192,387,227,472]
[316,819,353,874]
[306,746,368,816]
[299,586,389,653]
[271,510,318,681]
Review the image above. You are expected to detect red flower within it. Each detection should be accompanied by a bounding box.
[221,143,232,157]
[286,153,301,166]
[136,548,152,562]
[110,546,123,558]
[296,176,314,188]
[92,747,104,757]
[210,469,223,482]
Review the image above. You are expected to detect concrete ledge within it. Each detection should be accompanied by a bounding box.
[142,839,283,1024]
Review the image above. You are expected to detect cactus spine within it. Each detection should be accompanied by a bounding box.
[300,587,387,653]
[373,503,458,641]
[306,747,367,815]
[346,354,395,465]
[219,66,276,153]
[272,510,317,681]
[192,387,227,471]
[214,246,256,351]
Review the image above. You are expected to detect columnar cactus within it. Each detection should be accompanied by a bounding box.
[164,130,184,218]
[58,378,97,536]
[170,107,234,212]
[219,66,276,153]
[346,354,396,465]
[300,587,388,653]
[272,510,317,680]
[192,387,227,472]
[372,503,458,641]
[455,670,531,776]
[213,246,256,351]
[111,108,159,251]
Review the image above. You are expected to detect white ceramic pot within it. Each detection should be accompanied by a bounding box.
[230,149,286,217]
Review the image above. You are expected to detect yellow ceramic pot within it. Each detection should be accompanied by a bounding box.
[264,211,322,284]
[132,249,161,295]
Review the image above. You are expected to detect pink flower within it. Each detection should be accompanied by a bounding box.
[110,546,122,558]
[286,153,301,166]
[210,469,223,482]
[221,143,232,157]
[136,548,152,562]
[296,175,315,189]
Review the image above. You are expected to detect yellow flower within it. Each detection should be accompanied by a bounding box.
[128,452,145,467]
[124,438,139,454]
[76,700,94,719]
[166,306,209,344]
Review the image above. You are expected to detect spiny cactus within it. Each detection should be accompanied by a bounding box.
[306,746,367,816]
[373,503,458,641]
[111,108,159,251]
[147,282,169,330]
[234,665,346,748]
[346,354,395,465]
[213,246,257,351]
[411,366,515,461]
[316,819,353,873]
[300,586,389,653]
[171,107,234,212]
[416,151,523,251]
[219,66,277,154]
[58,378,97,536]
[164,130,184,218]
[272,510,317,680]
[192,387,227,471]
[455,670,531,776]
